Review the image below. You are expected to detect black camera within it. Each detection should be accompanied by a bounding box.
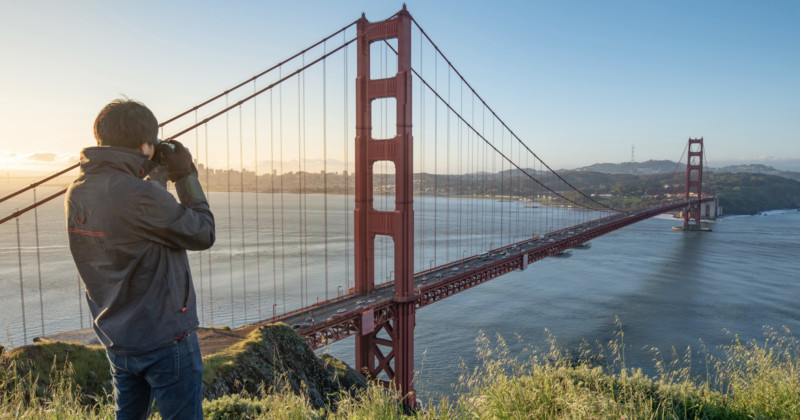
[152,139,176,165]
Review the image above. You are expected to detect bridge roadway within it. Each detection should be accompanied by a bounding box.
[262,198,711,349]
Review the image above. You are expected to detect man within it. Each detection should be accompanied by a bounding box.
[65,99,215,419]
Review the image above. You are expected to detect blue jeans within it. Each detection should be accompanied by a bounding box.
[106,332,204,420]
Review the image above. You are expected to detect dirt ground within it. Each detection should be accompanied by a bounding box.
[34,325,261,357]
[194,325,260,356]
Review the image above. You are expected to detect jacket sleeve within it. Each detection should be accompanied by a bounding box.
[134,173,215,250]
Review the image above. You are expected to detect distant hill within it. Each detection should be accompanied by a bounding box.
[575,160,681,175]
[707,172,800,215]
[714,158,800,172]
[713,164,800,182]
[556,170,800,215]
[574,160,800,182]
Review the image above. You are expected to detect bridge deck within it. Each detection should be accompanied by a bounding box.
[273,198,710,349]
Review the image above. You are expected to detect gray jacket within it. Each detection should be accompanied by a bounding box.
[65,146,215,355]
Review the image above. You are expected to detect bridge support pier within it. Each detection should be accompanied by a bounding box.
[680,137,711,231]
[353,7,417,406]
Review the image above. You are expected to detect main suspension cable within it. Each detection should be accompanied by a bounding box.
[380,39,613,213]
[160,19,360,127]
[407,16,620,213]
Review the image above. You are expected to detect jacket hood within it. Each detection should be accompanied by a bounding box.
[80,146,158,179]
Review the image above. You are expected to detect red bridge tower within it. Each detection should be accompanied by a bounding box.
[353,7,417,405]
[683,137,704,230]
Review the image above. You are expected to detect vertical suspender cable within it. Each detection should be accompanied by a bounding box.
[239,105,247,323]
[302,54,310,305]
[33,190,44,335]
[446,66,451,264]
[545,162,550,233]
[323,41,329,301]
[507,126,513,243]
[344,33,350,293]
[279,66,287,312]
[526,150,531,236]
[500,128,504,245]
[226,95,234,326]
[270,89,278,316]
[540,164,553,234]
[516,137,521,242]
[205,124,214,326]
[481,107,486,252]
[433,50,438,267]
[478,108,483,252]
[469,95,475,255]
[16,216,28,344]
[548,171,552,233]
[457,80,463,259]
[544,161,548,234]
[536,158,540,233]
[195,111,203,326]
[486,118,497,249]
[297,59,304,308]
[254,81,262,320]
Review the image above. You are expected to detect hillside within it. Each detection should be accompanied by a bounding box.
[573,160,800,182]
[714,164,800,182]
[559,170,800,215]
[575,160,679,175]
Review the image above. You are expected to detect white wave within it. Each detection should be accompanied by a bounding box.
[757,209,799,217]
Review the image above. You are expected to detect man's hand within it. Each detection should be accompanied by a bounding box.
[157,140,196,182]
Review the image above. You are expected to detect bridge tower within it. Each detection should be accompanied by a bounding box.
[354,7,416,405]
[683,137,704,230]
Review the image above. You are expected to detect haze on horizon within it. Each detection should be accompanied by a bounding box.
[1,1,797,177]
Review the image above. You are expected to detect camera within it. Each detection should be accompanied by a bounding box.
[152,139,176,165]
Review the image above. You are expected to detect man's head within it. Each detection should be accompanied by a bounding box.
[94,99,158,157]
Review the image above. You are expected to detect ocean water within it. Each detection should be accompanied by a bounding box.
[2,190,798,400]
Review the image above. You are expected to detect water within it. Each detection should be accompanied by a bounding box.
[2,190,798,400]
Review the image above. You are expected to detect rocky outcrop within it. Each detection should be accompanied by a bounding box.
[200,323,366,408]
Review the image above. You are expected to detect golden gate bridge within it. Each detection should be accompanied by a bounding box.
[1,6,716,406]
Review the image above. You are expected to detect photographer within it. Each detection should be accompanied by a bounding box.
[65,99,215,419]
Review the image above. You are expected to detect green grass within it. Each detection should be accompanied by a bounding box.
[2,323,798,419]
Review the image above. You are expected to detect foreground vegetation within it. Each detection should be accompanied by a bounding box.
[2,323,797,419]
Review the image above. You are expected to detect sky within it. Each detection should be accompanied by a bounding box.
[1,0,798,176]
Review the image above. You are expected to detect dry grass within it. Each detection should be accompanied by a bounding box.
[2,322,798,419]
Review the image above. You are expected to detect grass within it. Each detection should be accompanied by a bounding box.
[2,322,798,419]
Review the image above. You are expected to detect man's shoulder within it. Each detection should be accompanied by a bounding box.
[69,170,174,205]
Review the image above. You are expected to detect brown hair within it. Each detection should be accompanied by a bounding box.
[93,99,158,148]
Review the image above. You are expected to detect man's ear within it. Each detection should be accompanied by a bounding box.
[139,142,155,160]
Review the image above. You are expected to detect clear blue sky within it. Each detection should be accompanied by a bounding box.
[1,0,798,174]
